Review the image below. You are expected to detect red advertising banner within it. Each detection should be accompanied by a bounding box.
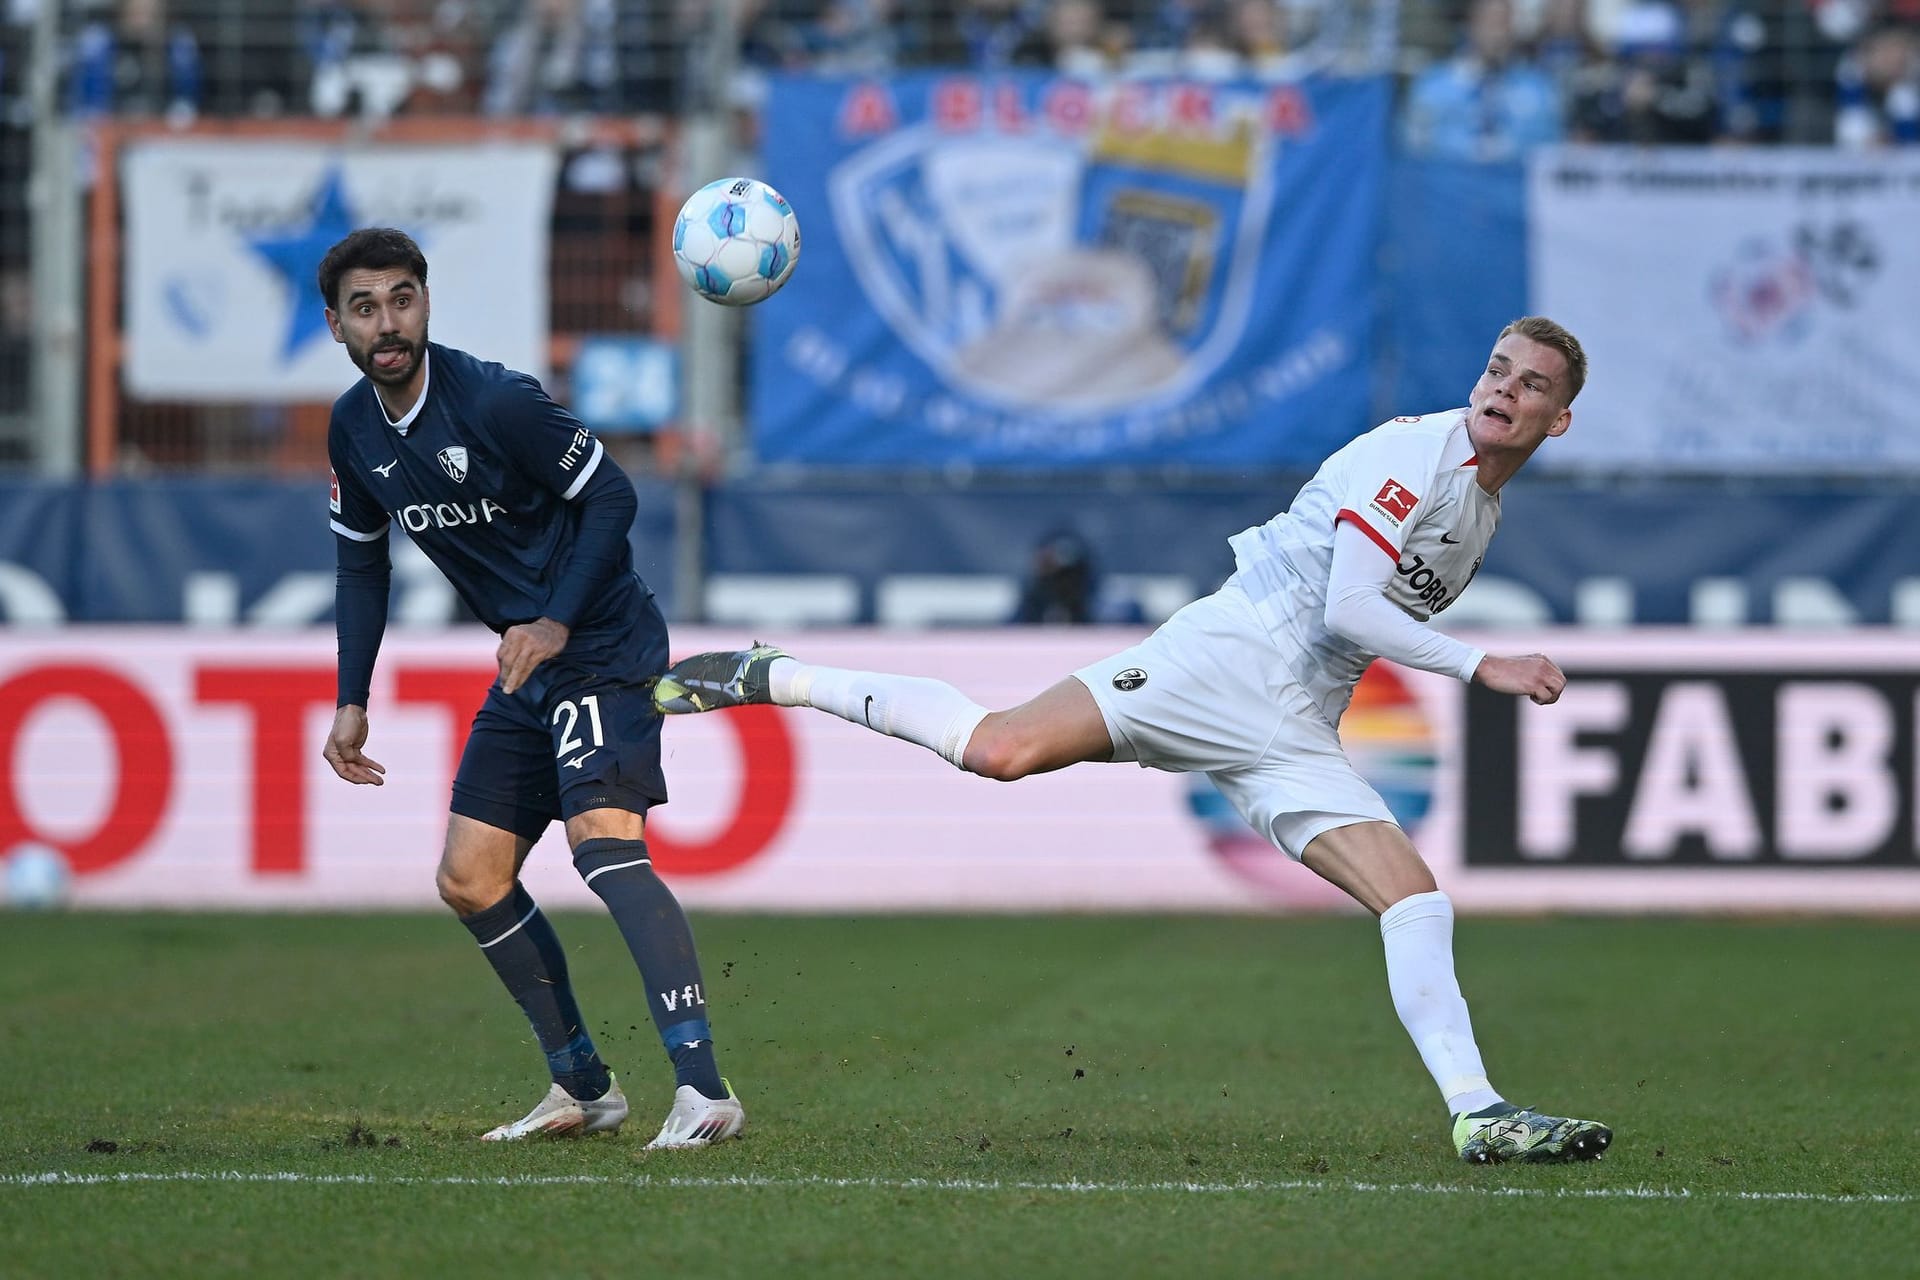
[3,629,1917,912]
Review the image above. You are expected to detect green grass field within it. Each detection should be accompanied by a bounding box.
[2,913,1915,1278]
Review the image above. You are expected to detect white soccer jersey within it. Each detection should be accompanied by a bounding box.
[1229,410,1498,725]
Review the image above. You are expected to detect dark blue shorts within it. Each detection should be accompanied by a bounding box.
[449,608,670,841]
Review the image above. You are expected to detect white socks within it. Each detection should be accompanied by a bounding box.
[769,658,989,770]
[1378,890,1503,1116]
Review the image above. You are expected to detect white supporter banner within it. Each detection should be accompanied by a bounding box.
[2,629,1918,913]
[1528,147,1920,473]
[122,140,557,400]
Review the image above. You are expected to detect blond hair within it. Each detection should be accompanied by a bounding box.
[1499,316,1587,405]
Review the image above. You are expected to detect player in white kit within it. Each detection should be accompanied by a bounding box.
[655,317,1612,1164]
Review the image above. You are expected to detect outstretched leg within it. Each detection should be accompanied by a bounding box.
[1304,820,1611,1164]
[656,643,1114,780]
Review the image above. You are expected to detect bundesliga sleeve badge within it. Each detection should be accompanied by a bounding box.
[1370,479,1419,525]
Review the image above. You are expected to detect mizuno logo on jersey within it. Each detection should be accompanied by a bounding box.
[395,498,509,533]
[1371,479,1419,524]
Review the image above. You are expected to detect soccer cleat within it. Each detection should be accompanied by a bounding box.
[653,642,789,715]
[1452,1103,1613,1164]
[646,1079,747,1149]
[479,1075,629,1141]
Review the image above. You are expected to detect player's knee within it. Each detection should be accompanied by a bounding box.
[436,865,509,916]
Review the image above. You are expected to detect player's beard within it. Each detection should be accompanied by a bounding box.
[350,325,427,387]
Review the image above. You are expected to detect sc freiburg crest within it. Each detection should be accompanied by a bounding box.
[437,445,469,482]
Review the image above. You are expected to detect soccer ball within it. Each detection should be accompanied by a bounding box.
[672,177,801,307]
[4,843,72,910]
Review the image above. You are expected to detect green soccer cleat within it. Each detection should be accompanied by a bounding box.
[653,642,789,715]
[1452,1103,1613,1164]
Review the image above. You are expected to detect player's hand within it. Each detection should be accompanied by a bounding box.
[1473,654,1567,705]
[498,617,570,695]
[323,704,387,785]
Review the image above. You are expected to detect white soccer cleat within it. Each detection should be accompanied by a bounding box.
[645,1080,747,1149]
[479,1075,629,1141]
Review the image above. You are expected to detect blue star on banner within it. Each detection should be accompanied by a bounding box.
[245,167,361,362]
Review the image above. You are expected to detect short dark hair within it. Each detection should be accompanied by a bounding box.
[317,227,428,309]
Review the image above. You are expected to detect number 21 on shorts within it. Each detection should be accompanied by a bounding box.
[553,695,604,763]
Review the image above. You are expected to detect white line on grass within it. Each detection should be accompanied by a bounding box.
[1,1171,1910,1205]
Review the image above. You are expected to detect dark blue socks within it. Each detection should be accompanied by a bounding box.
[460,882,611,1101]
[573,837,726,1100]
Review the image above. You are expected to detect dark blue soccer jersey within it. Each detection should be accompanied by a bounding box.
[327,343,646,667]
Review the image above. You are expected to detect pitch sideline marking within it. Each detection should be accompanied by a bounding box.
[0,1171,1911,1205]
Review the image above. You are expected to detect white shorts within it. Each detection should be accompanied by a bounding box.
[1073,577,1395,859]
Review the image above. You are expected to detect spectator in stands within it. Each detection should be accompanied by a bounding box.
[385,0,484,115]
[729,0,814,74]
[1401,0,1563,160]
[1177,12,1246,77]
[68,0,202,121]
[1033,0,1114,76]
[1012,530,1098,625]
[1834,21,1920,145]
[298,1,365,114]
[1776,0,1863,140]
[809,0,903,74]
[302,0,416,118]
[1232,0,1303,80]
[1134,0,1211,57]
[1709,1,1780,140]
[1532,0,1601,79]
[950,0,1050,68]
[1567,0,1721,142]
[485,0,617,116]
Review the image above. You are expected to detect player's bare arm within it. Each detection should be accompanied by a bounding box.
[497,617,570,695]
[1471,653,1566,705]
[323,703,387,785]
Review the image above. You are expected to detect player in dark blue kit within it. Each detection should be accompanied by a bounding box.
[317,227,745,1148]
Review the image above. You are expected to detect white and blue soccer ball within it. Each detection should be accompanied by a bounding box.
[4,843,73,910]
[672,177,801,307]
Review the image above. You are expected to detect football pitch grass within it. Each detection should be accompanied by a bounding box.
[2,913,1914,1278]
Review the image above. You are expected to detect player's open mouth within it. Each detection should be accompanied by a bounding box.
[372,345,410,371]
[1481,407,1512,424]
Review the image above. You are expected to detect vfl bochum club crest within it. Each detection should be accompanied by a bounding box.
[826,85,1278,415]
[438,446,469,482]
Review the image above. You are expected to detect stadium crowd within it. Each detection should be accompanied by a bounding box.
[12,0,1916,148]
[0,0,1905,466]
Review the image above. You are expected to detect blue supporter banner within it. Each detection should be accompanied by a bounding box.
[1378,157,1527,417]
[755,73,1393,468]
